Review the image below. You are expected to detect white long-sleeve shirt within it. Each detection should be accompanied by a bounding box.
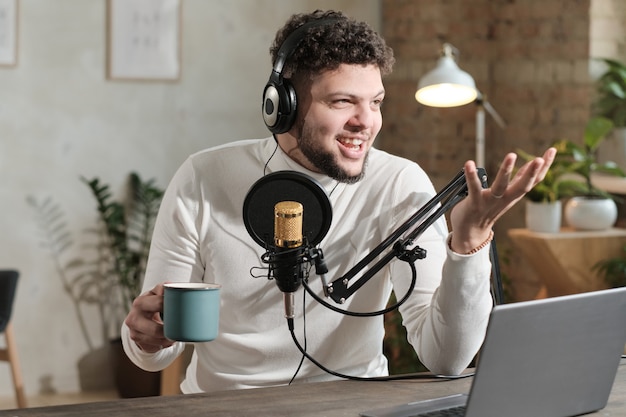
[121,137,493,393]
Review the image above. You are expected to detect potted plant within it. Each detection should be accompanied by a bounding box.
[593,243,626,356]
[594,58,626,169]
[594,245,626,289]
[28,172,164,397]
[553,116,626,230]
[82,173,163,315]
[83,173,164,398]
[594,58,626,128]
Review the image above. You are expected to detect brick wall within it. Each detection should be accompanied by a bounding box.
[591,0,626,63]
[379,0,594,300]
[380,0,591,188]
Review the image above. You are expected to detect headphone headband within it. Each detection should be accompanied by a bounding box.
[271,18,338,78]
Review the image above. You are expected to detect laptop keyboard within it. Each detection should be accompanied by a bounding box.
[409,405,466,417]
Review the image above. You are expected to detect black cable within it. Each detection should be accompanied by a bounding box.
[302,258,418,317]
[489,237,504,305]
[263,137,280,176]
[288,262,475,382]
[287,317,474,382]
[288,287,309,385]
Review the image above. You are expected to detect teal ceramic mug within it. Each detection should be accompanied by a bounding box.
[163,282,221,342]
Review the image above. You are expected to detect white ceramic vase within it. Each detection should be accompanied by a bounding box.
[525,200,562,233]
[564,197,617,230]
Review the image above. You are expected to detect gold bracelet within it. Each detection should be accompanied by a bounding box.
[449,230,494,255]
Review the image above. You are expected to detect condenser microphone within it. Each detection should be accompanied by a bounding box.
[273,201,305,319]
[243,171,333,321]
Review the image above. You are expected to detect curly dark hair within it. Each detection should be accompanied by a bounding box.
[269,10,395,79]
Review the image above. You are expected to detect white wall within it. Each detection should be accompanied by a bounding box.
[0,0,380,397]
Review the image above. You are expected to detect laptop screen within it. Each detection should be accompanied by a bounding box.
[361,287,626,417]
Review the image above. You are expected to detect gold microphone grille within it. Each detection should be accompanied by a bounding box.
[274,201,303,248]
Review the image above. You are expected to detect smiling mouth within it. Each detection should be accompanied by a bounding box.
[338,137,365,151]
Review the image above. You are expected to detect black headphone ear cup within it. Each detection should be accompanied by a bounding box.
[262,78,297,134]
[263,18,337,134]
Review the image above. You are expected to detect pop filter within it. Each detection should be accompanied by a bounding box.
[243,171,333,248]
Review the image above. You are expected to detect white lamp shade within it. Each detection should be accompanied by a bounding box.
[415,55,477,107]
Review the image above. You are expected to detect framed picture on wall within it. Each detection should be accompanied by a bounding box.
[106,0,181,81]
[0,0,18,67]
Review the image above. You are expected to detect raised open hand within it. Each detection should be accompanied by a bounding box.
[448,147,557,254]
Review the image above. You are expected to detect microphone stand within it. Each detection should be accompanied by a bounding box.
[285,168,501,383]
[321,167,490,305]
[287,167,496,382]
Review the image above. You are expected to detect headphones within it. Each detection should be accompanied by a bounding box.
[262,18,338,134]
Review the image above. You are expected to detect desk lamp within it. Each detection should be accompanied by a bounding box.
[415,43,506,168]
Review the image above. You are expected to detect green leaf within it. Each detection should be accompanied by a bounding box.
[584,116,614,150]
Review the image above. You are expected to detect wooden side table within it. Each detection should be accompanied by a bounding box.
[507,228,626,297]
[160,355,184,396]
[160,345,193,396]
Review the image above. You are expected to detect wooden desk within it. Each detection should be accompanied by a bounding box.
[508,228,626,297]
[6,362,626,416]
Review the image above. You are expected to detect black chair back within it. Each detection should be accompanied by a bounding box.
[0,270,19,334]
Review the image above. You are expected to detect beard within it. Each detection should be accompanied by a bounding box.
[296,122,368,184]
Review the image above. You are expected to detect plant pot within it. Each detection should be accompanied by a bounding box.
[525,200,562,233]
[110,338,161,398]
[564,196,617,230]
[78,344,115,391]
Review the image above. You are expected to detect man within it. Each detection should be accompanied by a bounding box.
[122,10,555,393]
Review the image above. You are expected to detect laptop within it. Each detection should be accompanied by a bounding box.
[361,287,626,417]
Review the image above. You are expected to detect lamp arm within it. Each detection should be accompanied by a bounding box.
[324,168,488,304]
[476,93,506,129]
